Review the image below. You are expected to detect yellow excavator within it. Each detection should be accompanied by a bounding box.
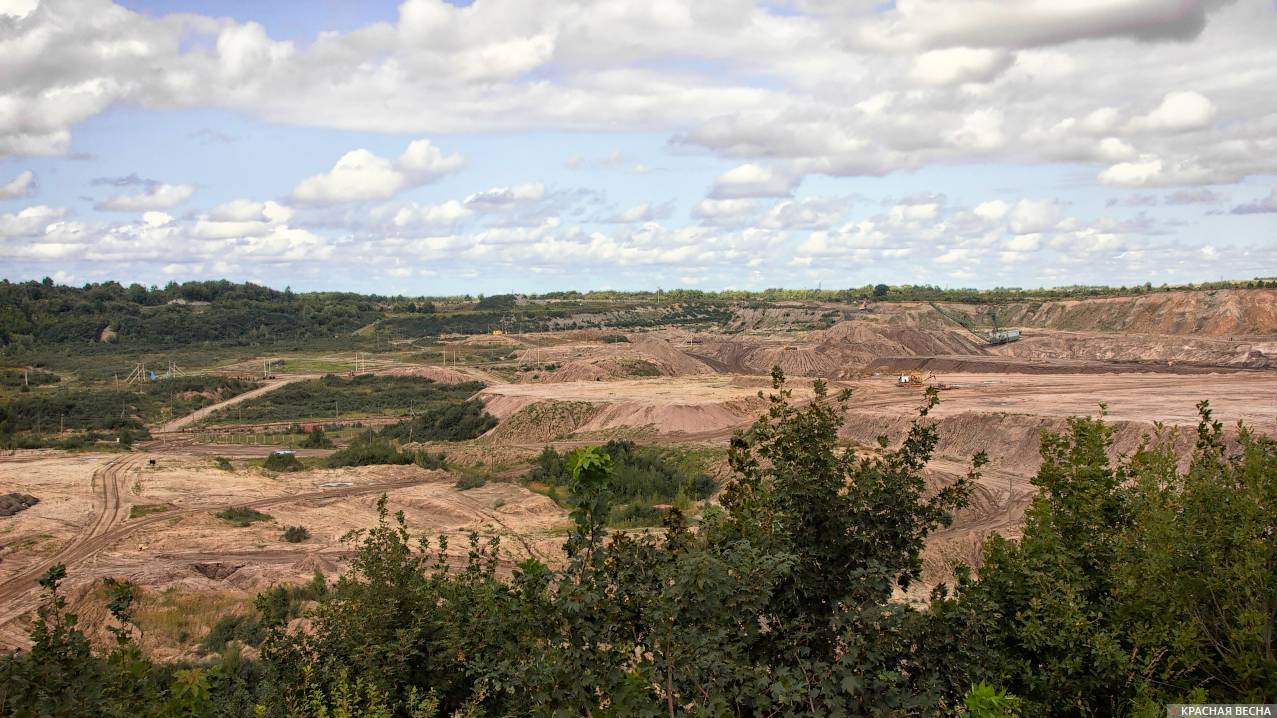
[895,370,933,387]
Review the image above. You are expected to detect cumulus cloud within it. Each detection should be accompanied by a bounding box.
[859,0,1231,50]
[693,198,756,224]
[1008,200,1063,234]
[1129,91,1217,132]
[0,169,35,199]
[0,205,67,237]
[391,200,473,230]
[760,197,849,230]
[193,199,293,238]
[95,183,194,211]
[291,140,464,205]
[606,202,673,224]
[709,164,798,199]
[909,47,1014,86]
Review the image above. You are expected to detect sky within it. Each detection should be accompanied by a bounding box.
[1,0,1275,295]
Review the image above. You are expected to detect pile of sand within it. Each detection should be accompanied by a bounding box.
[537,337,715,383]
[482,400,601,442]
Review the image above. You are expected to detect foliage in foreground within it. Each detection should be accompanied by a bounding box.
[1,373,1274,716]
[527,439,717,525]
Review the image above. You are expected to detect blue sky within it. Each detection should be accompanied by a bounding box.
[1,0,1275,294]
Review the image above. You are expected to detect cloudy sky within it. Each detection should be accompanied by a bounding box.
[2,0,1275,294]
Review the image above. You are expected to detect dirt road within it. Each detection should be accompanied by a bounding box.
[158,376,312,432]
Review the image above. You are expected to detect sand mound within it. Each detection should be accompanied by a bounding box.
[478,377,785,436]
[483,400,600,442]
[689,321,985,377]
[576,395,768,435]
[539,337,715,383]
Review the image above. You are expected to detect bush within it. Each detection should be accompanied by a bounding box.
[326,438,413,468]
[281,526,310,543]
[378,399,497,443]
[200,614,264,653]
[215,506,272,527]
[214,456,233,471]
[262,451,303,472]
[453,471,487,491]
[127,504,167,519]
[299,426,334,448]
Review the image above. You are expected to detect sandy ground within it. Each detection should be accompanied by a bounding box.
[0,454,566,650]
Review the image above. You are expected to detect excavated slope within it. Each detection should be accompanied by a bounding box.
[961,289,1277,337]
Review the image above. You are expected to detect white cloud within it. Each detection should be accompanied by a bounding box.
[760,197,848,230]
[909,47,1013,86]
[291,139,464,205]
[1008,199,1062,234]
[1099,156,1165,186]
[1130,91,1217,132]
[608,202,673,224]
[193,200,293,239]
[95,183,195,212]
[692,198,756,223]
[973,200,1009,221]
[709,164,798,199]
[1005,234,1041,252]
[0,169,35,199]
[392,199,473,228]
[0,205,67,237]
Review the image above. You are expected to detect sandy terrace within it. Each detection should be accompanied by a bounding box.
[838,371,1277,428]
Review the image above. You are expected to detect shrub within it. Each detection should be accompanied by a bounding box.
[453,471,487,491]
[262,451,303,472]
[200,614,264,653]
[215,506,272,527]
[128,504,168,519]
[214,456,233,471]
[378,399,497,443]
[281,525,310,543]
[299,426,334,448]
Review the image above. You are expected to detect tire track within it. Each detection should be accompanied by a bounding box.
[0,469,435,629]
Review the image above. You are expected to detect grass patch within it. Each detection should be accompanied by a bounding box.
[215,506,272,527]
[128,504,169,519]
[454,470,488,491]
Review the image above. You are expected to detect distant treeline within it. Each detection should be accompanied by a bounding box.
[3,278,1273,356]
